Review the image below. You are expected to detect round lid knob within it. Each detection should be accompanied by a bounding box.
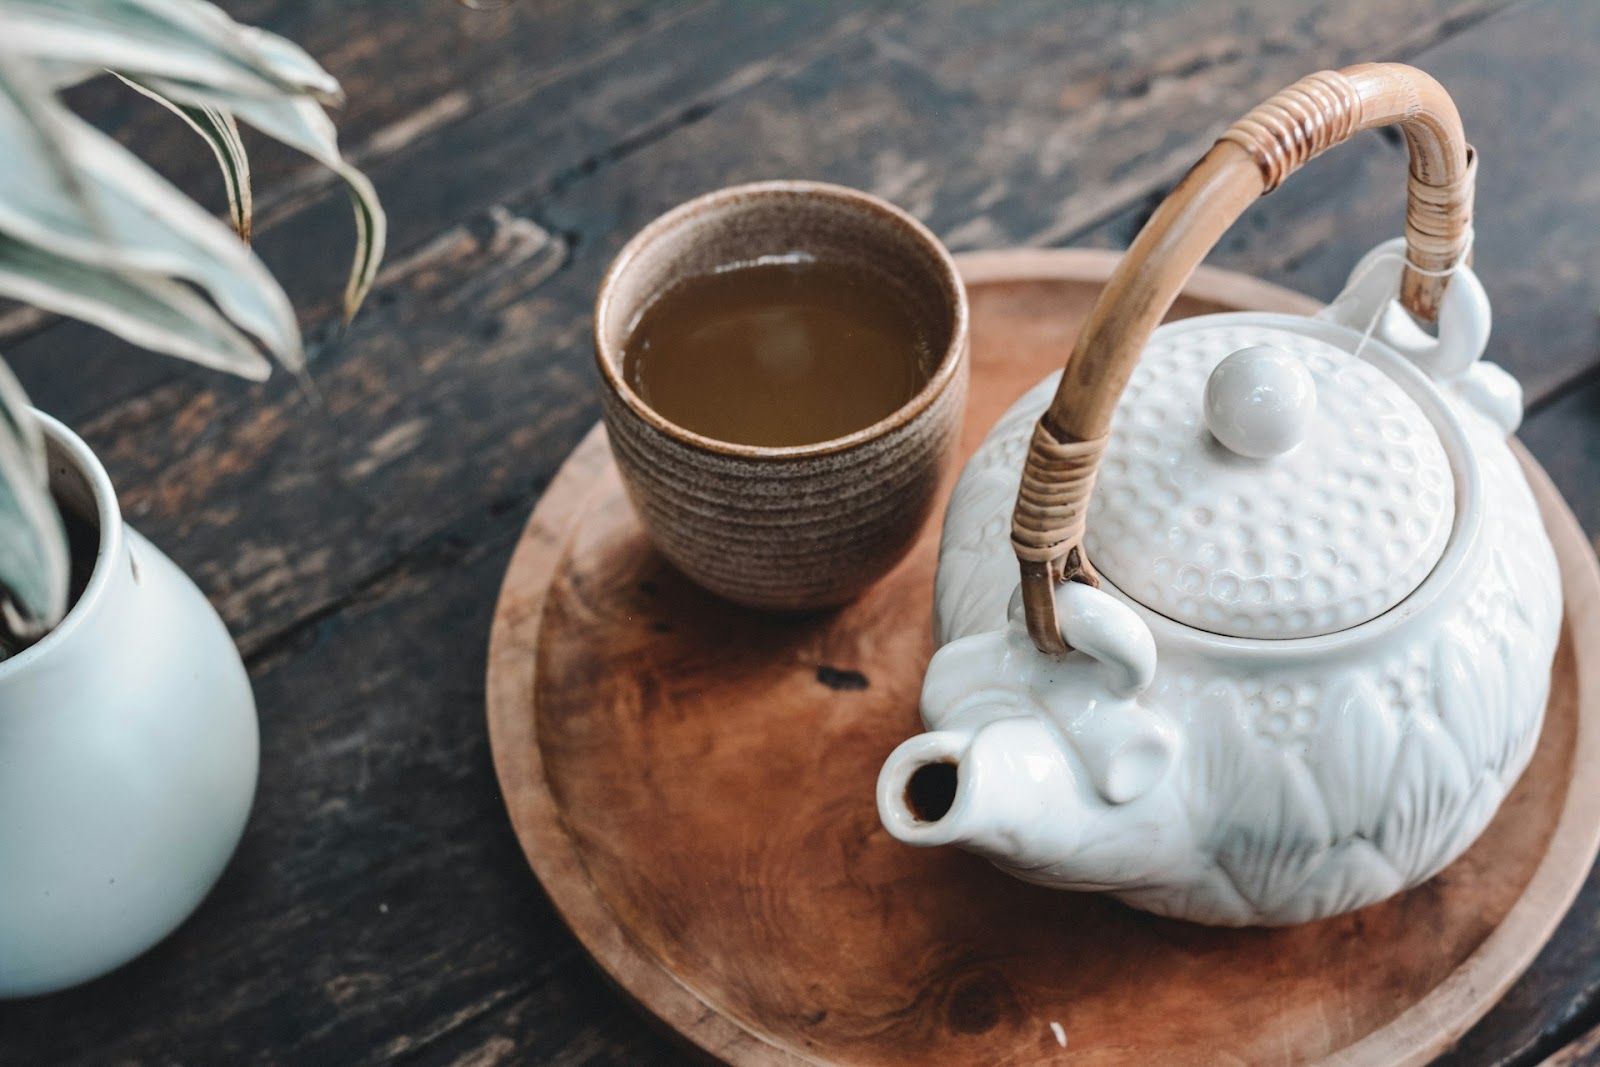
[1085,322,1454,640]
[1203,346,1316,458]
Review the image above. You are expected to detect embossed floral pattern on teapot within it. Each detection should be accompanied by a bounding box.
[876,63,1562,926]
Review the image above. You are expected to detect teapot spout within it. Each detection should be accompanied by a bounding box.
[877,717,1083,869]
[879,712,1195,891]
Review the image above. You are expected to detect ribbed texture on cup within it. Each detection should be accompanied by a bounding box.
[601,355,967,611]
[594,181,970,611]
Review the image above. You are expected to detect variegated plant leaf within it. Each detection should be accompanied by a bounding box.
[0,52,303,369]
[5,0,338,100]
[135,75,386,320]
[233,22,342,101]
[0,357,68,644]
[0,233,271,379]
[115,73,252,241]
[0,0,387,647]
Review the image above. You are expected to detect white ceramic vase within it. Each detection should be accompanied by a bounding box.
[0,413,258,997]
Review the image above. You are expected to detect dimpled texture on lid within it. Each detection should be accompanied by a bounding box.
[1083,323,1454,640]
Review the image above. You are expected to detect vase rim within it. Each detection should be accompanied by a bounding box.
[0,411,124,684]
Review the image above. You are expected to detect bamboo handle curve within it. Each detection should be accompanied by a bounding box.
[1013,62,1474,654]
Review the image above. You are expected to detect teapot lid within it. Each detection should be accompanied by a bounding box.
[1084,321,1453,640]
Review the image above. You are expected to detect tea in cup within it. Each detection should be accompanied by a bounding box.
[594,180,969,611]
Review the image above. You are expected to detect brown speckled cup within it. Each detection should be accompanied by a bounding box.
[595,180,969,611]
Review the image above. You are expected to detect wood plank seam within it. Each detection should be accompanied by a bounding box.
[529,7,893,208]
[241,501,531,672]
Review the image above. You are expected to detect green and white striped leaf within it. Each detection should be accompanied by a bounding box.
[0,233,271,379]
[0,0,388,646]
[0,359,67,643]
[116,73,252,241]
[5,0,338,99]
[0,53,303,368]
[233,22,341,100]
[138,75,386,320]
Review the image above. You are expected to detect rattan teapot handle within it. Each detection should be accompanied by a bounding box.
[1012,62,1475,654]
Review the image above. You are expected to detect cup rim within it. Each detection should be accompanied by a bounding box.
[593,179,969,459]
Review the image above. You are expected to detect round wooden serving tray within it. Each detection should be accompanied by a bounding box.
[486,249,1600,1066]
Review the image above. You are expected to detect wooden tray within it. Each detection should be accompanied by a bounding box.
[486,249,1600,1066]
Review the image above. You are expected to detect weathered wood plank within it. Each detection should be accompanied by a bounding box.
[1540,1016,1600,1067]
[1516,382,1600,544]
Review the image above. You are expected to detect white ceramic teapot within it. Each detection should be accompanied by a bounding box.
[876,63,1563,926]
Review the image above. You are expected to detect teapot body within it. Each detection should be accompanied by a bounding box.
[886,308,1561,926]
[878,68,1558,926]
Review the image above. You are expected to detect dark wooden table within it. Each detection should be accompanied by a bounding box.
[3,1,1599,1063]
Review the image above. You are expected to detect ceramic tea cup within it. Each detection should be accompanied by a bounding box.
[594,180,969,611]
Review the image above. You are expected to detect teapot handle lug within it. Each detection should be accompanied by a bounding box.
[1318,235,1493,381]
[1008,581,1156,698]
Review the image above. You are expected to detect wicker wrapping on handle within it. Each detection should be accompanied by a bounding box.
[1013,62,1475,655]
